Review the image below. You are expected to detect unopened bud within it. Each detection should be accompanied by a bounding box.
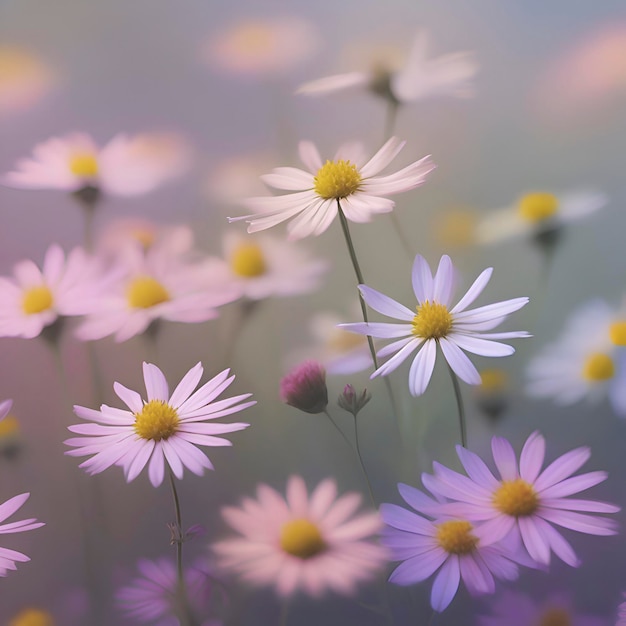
[280,361,328,414]
[337,384,371,417]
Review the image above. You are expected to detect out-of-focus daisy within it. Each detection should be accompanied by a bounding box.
[340,254,529,396]
[229,137,434,240]
[618,592,626,626]
[422,432,619,567]
[2,131,190,196]
[8,608,55,626]
[298,30,477,103]
[0,46,55,116]
[476,190,608,245]
[212,476,387,597]
[65,362,255,487]
[75,242,239,343]
[203,16,319,77]
[474,368,511,423]
[431,207,478,250]
[0,493,44,577]
[477,590,608,626]
[117,557,221,626]
[0,399,20,461]
[526,300,626,416]
[381,483,522,612]
[0,244,101,339]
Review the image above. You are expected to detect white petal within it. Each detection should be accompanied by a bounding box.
[439,339,481,384]
[358,285,415,320]
[450,268,492,314]
[359,137,405,179]
[409,340,437,396]
[412,255,434,303]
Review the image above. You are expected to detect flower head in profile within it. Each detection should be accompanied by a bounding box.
[0,493,44,577]
[297,30,477,104]
[476,189,607,245]
[280,361,328,414]
[2,131,190,196]
[212,476,387,597]
[117,557,222,626]
[0,244,101,339]
[340,254,529,396]
[65,362,255,487]
[422,432,619,567]
[381,483,522,612]
[526,299,626,417]
[229,137,434,240]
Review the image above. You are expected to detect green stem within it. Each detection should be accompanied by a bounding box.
[352,415,376,507]
[446,364,467,448]
[323,409,353,451]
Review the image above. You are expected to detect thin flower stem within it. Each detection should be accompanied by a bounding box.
[323,409,352,451]
[353,415,377,507]
[168,469,194,626]
[279,600,289,626]
[446,363,467,448]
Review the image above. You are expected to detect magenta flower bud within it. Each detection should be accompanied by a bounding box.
[280,361,328,414]
[337,384,371,417]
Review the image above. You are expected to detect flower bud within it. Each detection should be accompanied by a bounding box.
[280,361,328,414]
[337,384,371,417]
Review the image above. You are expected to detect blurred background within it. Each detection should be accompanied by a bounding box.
[1,0,626,624]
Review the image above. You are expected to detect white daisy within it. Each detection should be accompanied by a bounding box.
[340,254,529,396]
[2,131,190,196]
[297,30,477,103]
[0,244,101,339]
[65,362,255,487]
[476,189,608,244]
[526,299,626,415]
[229,137,434,240]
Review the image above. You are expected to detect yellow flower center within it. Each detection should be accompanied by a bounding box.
[412,301,453,340]
[134,400,179,441]
[538,608,571,626]
[126,276,171,309]
[9,608,55,626]
[493,479,539,517]
[479,369,509,392]
[328,328,367,353]
[132,228,156,251]
[68,153,99,178]
[435,520,478,555]
[582,352,614,381]
[231,24,275,55]
[609,321,626,346]
[22,285,54,315]
[434,210,477,248]
[518,193,559,223]
[313,160,362,200]
[0,416,19,438]
[230,243,267,277]
[279,518,326,559]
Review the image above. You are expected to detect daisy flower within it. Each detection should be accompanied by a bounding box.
[381,483,522,612]
[0,493,44,577]
[228,137,435,240]
[297,30,477,103]
[340,254,529,396]
[476,189,608,245]
[212,476,387,597]
[422,432,619,567]
[65,362,255,487]
[0,244,102,339]
[2,131,190,196]
[526,299,626,416]
[477,590,607,626]
[117,557,221,626]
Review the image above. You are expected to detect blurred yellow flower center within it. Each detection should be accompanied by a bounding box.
[134,400,179,441]
[232,24,275,54]
[328,328,367,353]
[538,607,571,626]
[412,301,453,339]
[126,276,171,309]
[480,369,509,392]
[68,153,99,178]
[132,228,156,250]
[436,520,478,554]
[231,243,267,277]
[314,160,362,200]
[280,518,326,559]
[582,352,614,381]
[9,608,55,626]
[0,416,19,438]
[609,321,626,346]
[22,285,53,315]
[434,210,477,248]
[518,193,559,223]
[493,479,538,516]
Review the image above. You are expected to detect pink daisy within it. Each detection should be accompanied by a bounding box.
[422,432,619,567]
[65,362,255,487]
[212,476,387,597]
[0,493,44,577]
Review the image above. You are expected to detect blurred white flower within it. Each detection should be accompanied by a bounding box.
[2,131,191,196]
[297,30,477,103]
[476,190,608,245]
[203,16,319,77]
